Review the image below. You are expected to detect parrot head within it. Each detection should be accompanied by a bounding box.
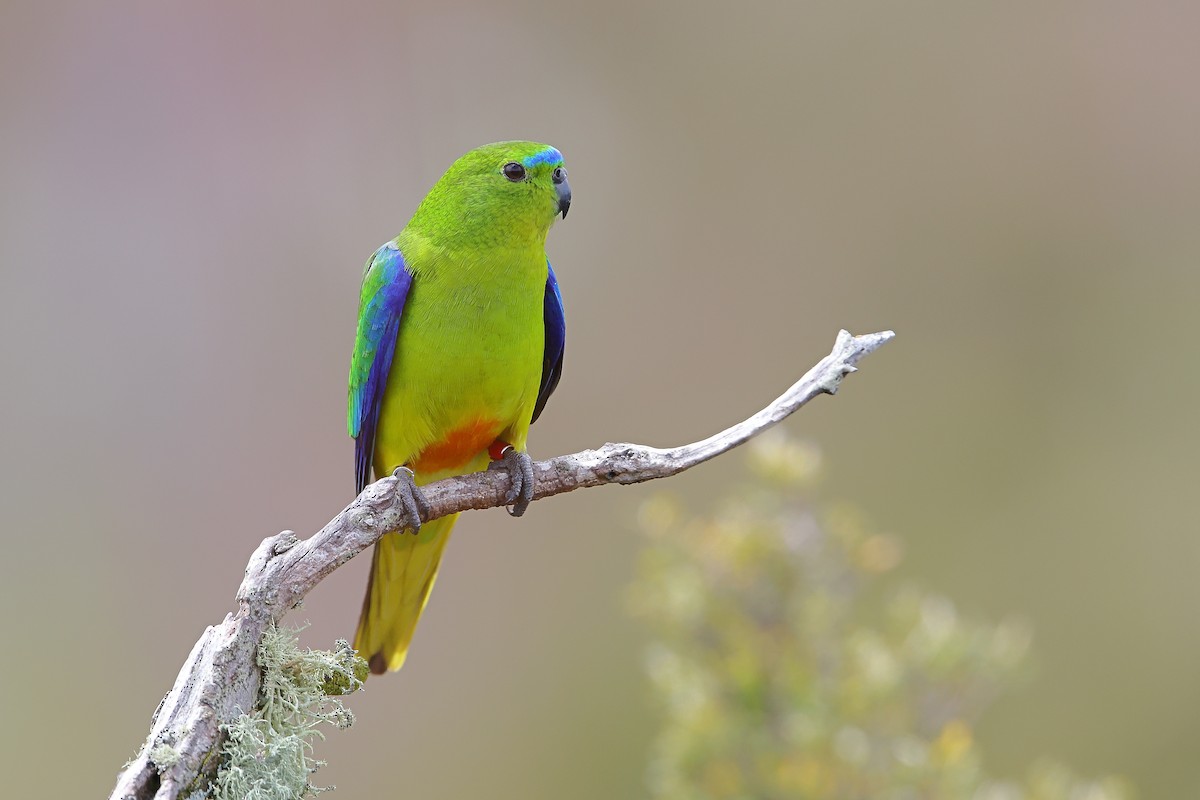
[409,141,571,247]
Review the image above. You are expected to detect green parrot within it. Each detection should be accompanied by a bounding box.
[347,141,570,674]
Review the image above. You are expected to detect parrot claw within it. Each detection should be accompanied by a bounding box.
[391,466,431,534]
[488,448,535,517]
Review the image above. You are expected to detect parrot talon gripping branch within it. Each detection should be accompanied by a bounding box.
[388,466,430,535]
[489,446,537,516]
[108,140,894,800]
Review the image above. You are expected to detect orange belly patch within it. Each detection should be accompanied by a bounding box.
[412,418,501,474]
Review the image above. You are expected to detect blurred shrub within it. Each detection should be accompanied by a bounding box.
[630,432,1132,800]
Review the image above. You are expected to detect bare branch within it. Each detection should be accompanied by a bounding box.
[110,328,894,800]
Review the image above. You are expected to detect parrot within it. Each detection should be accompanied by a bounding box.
[347,141,570,675]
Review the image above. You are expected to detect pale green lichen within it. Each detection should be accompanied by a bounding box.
[149,742,181,770]
[211,627,367,800]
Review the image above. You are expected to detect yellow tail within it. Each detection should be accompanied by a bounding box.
[354,514,457,674]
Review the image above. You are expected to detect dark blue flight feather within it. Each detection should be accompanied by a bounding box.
[532,261,566,424]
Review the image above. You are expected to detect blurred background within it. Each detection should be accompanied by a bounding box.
[2,1,1198,797]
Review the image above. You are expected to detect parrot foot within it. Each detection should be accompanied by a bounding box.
[488,446,535,517]
[391,466,431,534]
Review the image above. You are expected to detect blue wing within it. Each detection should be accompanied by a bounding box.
[531,261,566,424]
[348,242,413,493]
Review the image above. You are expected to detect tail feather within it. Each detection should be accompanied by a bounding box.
[354,514,458,674]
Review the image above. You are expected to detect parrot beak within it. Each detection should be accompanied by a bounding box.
[556,179,572,219]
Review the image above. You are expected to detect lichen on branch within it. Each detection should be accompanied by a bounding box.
[211,627,367,800]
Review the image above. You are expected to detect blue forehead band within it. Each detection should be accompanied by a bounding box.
[521,147,563,168]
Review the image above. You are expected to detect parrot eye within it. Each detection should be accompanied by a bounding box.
[502,162,527,182]
[552,166,567,184]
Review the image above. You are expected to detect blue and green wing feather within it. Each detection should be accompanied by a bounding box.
[531,261,566,424]
[348,243,413,493]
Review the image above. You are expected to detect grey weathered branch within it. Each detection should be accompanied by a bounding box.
[110,328,894,800]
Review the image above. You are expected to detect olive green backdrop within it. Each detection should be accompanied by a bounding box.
[2,1,1197,796]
